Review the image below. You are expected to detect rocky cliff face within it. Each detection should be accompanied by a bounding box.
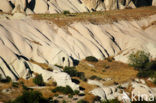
[0,0,137,14]
[153,0,156,6]
[1,0,156,14]
[0,14,156,81]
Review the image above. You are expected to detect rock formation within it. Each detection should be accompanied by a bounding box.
[0,14,156,82]
[0,0,155,14]
[0,0,136,14]
[153,0,156,6]
[0,0,13,13]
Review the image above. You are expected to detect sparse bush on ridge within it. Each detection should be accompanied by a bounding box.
[33,74,45,86]
[85,56,98,62]
[128,51,150,69]
[63,10,70,15]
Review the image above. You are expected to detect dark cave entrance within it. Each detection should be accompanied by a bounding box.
[132,0,153,7]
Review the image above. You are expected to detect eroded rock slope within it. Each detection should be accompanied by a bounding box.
[1,0,136,14]
[0,14,156,83]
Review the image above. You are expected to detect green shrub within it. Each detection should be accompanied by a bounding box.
[145,60,156,70]
[52,85,74,95]
[63,10,70,15]
[85,56,98,62]
[33,74,44,86]
[54,94,59,97]
[137,70,154,78]
[129,51,150,69]
[64,67,78,77]
[68,94,73,98]
[74,90,80,95]
[12,82,19,88]
[77,99,89,103]
[77,72,87,81]
[10,90,48,103]
[22,85,31,91]
[135,60,156,78]
[62,100,67,103]
[1,76,12,83]
[89,75,102,80]
[64,67,87,81]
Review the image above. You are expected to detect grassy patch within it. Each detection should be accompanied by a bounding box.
[76,60,137,85]
[32,6,156,27]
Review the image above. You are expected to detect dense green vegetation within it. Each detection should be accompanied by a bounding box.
[63,66,87,81]
[33,74,45,86]
[129,51,156,84]
[129,51,150,69]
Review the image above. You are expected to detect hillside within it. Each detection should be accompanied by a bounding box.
[0,0,156,14]
[0,6,156,103]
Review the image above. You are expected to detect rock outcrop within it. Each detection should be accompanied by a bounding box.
[0,0,13,13]
[153,0,156,6]
[1,0,136,14]
[89,79,155,102]
[1,0,156,14]
[34,0,48,14]
[0,14,156,87]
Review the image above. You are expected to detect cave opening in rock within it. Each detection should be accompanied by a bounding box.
[132,0,153,7]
